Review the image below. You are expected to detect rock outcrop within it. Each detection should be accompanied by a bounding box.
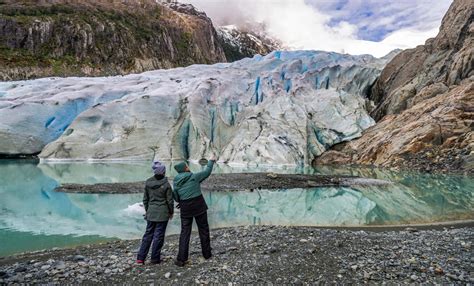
[369,0,473,120]
[316,0,474,173]
[217,25,282,62]
[0,51,390,165]
[0,0,226,80]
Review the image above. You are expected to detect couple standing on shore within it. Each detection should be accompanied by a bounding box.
[135,158,216,266]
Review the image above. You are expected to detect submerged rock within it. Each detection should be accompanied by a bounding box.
[0,51,388,165]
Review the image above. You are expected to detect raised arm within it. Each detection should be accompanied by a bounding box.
[192,160,215,182]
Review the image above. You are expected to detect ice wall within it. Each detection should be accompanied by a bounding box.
[0,51,388,165]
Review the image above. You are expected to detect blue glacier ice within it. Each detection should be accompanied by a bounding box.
[0,79,131,154]
[0,51,389,165]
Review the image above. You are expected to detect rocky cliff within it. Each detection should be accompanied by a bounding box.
[0,0,226,80]
[316,0,473,173]
[217,25,282,62]
[0,51,389,164]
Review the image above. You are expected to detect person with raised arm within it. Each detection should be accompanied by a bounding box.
[172,156,216,267]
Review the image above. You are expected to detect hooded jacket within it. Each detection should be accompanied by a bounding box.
[143,175,173,222]
[173,160,215,201]
[173,160,215,217]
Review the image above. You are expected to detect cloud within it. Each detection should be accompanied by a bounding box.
[184,0,452,57]
[310,0,452,41]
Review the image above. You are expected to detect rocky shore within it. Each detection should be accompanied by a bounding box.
[1,225,472,284]
[55,172,391,194]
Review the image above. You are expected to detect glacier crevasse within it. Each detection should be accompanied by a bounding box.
[0,51,388,165]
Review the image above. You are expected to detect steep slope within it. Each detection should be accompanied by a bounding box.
[217,25,282,62]
[316,0,473,173]
[0,51,390,165]
[0,0,226,80]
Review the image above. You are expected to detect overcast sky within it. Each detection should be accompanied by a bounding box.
[184,0,453,57]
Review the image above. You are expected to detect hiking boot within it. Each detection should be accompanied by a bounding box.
[136,260,145,265]
[174,260,186,267]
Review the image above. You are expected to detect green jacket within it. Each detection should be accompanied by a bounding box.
[173,160,215,201]
[143,175,173,222]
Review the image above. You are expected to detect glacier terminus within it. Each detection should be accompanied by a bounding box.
[0,50,391,165]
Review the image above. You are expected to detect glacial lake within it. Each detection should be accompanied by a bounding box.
[0,160,473,257]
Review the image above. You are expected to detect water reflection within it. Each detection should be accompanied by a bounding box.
[0,160,472,256]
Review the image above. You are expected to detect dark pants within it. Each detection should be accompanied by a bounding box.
[177,212,211,262]
[137,220,168,262]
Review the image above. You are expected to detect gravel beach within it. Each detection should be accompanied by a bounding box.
[1,225,472,284]
[55,173,391,194]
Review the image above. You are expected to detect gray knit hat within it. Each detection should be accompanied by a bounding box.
[152,161,166,175]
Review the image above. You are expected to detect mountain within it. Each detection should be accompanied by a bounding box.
[316,0,473,173]
[216,24,282,62]
[1,0,470,173]
[0,51,390,164]
[0,0,226,80]
[0,0,284,81]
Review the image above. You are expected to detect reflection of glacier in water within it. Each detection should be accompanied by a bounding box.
[0,160,473,256]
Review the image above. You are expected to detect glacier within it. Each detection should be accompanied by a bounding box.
[0,51,388,165]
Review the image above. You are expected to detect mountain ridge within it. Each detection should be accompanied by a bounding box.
[217,24,282,62]
[0,0,226,80]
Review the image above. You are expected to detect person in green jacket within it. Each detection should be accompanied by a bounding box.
[173,157,215,266]
[136,161,173,265]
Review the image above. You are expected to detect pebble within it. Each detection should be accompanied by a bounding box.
[446,273,460,281]
[54,261,66,270]
[14,267,27,273]
[73,255,86,262]
[0,226,471,284]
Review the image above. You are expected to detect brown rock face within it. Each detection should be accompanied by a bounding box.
[370,0,473,120]
[316,0,474,173]
[0,0,226,80]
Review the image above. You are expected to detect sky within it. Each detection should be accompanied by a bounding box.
[184,0,453,57]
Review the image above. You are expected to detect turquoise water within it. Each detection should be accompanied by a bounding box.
[0,160,473,257]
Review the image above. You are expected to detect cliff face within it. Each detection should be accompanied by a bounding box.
[369,0,473,120]
[316,0,474,173]
[0,0,226,80]
[217,25,282,62]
